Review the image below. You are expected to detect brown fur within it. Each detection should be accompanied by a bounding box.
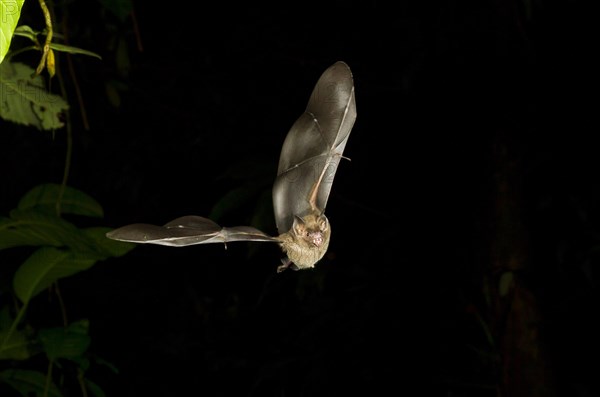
[277,213,331,271]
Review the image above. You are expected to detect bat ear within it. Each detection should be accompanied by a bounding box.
[293,215,306,235]
[318,215,329,232]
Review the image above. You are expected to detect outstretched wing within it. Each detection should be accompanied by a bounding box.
[106,216,278,247]
[106,61,356,249]
[272,61,357,235]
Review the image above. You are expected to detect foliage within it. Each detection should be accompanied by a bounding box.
[1,1,134,396]
[0,0,25,64]
[0,184,134,397]
[0,61,69,129]
[1,0,101,127]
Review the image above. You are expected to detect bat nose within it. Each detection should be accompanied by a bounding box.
[312,235,323,247]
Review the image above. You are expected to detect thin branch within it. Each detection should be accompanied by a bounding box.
[44,359,54,397]
[35,0,53,76]
[77,368,90,397]
[54,281,69,327]
[61,13,91,130]
[0,303,27,355]
[130,1,144,52]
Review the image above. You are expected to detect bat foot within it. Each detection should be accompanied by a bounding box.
[277,257,299,273]
[277,258,291,273]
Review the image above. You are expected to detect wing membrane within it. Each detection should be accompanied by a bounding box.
[106,216,277,247]
[272,61,356,234]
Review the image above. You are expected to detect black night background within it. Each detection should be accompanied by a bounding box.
[1,1,598,396]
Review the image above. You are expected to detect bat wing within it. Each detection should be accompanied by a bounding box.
[272,61,357,234]
[106,215,278,247]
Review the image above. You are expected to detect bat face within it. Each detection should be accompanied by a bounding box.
[293,214,328,248]
[106,61,356,272]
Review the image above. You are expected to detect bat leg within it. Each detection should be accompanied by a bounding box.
[277,257,300,273]
[277,257,291,273]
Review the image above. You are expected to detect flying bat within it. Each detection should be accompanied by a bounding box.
[106,61,357,272]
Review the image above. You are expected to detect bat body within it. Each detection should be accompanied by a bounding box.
[276,213,330,272]
[106,61,357,272]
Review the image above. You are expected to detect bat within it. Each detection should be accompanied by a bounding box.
[106,61,357,272]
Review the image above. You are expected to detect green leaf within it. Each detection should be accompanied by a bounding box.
[0,369,63,397]
[0,305,11,329]
[39,326,91,361]
[49,42,102,60]
[12,24,37,41]
[85,378,107,397]
[0,213,66,249]
[18,183,104,218]
[0,206,136,260]
[0,0,25,64]
[84,227,136,257]
[92,355,119,374]
[0,60,69,130]
[0,329,30,360]
[0,307,31,360]
[67,319,90,335]
[0,209,95,250]
[13,247,97,304]
[499,271,514,297]
[11,25,101,59]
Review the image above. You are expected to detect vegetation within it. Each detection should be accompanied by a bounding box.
[1,1,134,395]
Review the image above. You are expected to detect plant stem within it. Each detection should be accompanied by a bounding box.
[78,368,89,397]
[44,359,54,397]
[61,13,90,131]
[36,0,53,76]
[0,303,28,357]
[55,282,69,327]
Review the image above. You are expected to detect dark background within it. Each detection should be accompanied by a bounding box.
[1,0,598,396]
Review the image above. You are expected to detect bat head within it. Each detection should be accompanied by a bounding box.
[292,214,329,248]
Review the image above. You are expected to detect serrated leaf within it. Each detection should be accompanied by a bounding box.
[39,326,91,361]
[0,369,63,397]
[0,60,69,130]
[18,183,104,218]
[0,0,25,64]
[13,247,97,304]
[49,42,102,59]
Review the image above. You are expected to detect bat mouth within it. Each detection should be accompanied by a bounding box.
[311,233,323,247]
